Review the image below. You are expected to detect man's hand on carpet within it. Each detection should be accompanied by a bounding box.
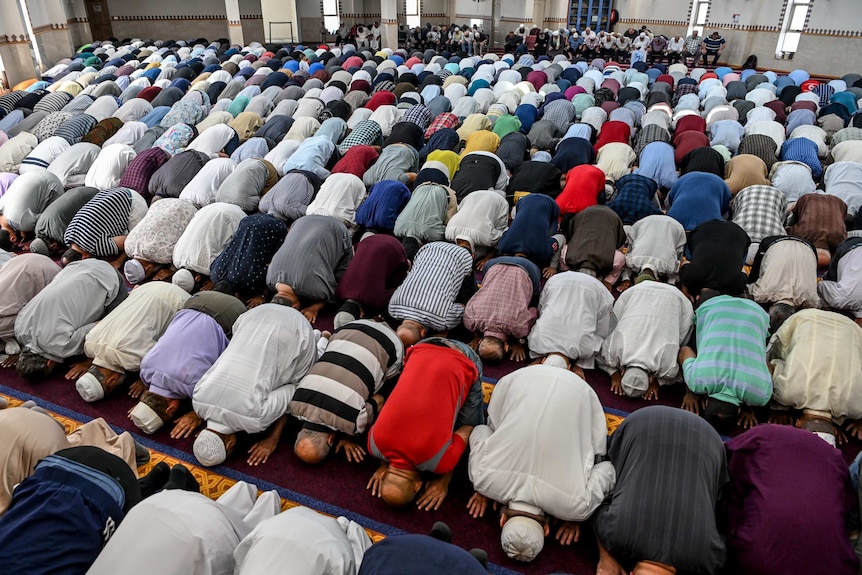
[846,420,862,441]
[335,438,366,463]
[681,390,702,415]
[247,436,279,466]
[542,266,557,279]
[610,370,624,396]
[508,342,526,362]
[768,411,792,425]
[171,412,203,439]
[247,295,265,308]
[555,521,580,545]
[737,408,758,429]
[128,380,146,399]
[466,492,490,518]
[1,354,18,368]
[834,424,848,445]
[367,462,389,497]
[417,473,451,511]
[65,359,92,380]
[643,377,659,401]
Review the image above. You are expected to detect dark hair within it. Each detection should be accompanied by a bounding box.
[16,350,53,381]
[61,248,83,266]
[140,390,172,422]
[271,294,296,307]
[702,398,737,432]
[0,229,12,252]
[211,280,235,295]
[769,303,796,334]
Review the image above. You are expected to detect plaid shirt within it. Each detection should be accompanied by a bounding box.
[338,119,383,155]
[542,100,576,135]
[739,134,779,170]
[633,123,672,155]
[731,185,788,243]
[118,147,170,194]
[672,83,699,106]
[463,260,538,340]
[787,193,848,251]
[683,35,703,53]
[402,104,433,130]
[424,112,460,139]
[609,173,662,224]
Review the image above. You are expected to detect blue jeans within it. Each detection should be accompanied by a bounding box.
[419,337,486,427]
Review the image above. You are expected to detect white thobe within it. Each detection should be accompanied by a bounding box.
[818,246,862,317]
[624,214,686,278]
[444,189,509,251]
[193,304,318,435]
[84,282,190,372]
[468,365,616,521]
[824,161,862,218]
[527,271,613,368]
[84,143,137,190]
[600,282,693,381]
[234,507,372,575]
[768,309,862,422]
[306,173,367,228]
[749,239,820,308]
[173,202,245,274]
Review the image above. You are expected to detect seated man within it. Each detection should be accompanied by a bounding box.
[527,271,614,377]
[30,185,98,256]
[624,214,686,284]
[696,31,726,66]
[88,482,279,575]
[563,206,626,289]
[291,319,404,465]
[129,290,247,434]
[600,279,693,400]
[13,259,126,381]
[768,309,862,442]
[467,364,616,562]
[497,193,564,275]
[464,256,540,362]
[171,201,246,291]
[593,406,728,575]
[679,220,750,300]
[747,235,820,325]
[388,241,474,347]
[266,214,353,323]
[367,338,484,509]
[358,533,486,575]
[234,506,373,574]
[724,425,859,575]
[334,234,409,330]
[0,253,60,357]
[191,304,319,467]
[819,236,862,321]
[679,293,772,429]
[72,282,190,403]
[123,198,198,285]
[786,193,847,266]
[0,171,63,244]
[444,189,509,265]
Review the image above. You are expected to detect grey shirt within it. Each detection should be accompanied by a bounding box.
[266,214,353,302]
[14,259,126,361]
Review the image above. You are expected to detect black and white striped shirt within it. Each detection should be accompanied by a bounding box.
[64,187,133,256]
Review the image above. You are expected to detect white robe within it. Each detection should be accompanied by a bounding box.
[469,365,616,522]
[84,143,137,190]
[47,142,100,187]
[193,304,318,435]
[444,189,509,251]
[305,173,367,228]
[748,239,820,308]
[234,507,372,575]
[624,214,686,278]
[527,271,613,368]
[818,246,862,317]
[172,202,246,274]
[600,281,693,381]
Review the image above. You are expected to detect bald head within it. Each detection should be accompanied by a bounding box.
[294,428,333,464]
[381,468,421,506]
[477,336,506,363]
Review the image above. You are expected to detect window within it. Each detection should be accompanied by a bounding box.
[406,0,420,30]
[688,0,710,36]
[322,0,339,34]
[777,0,811,55]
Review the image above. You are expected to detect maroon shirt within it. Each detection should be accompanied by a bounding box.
[335,234,408,312]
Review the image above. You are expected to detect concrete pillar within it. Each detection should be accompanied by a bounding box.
[532,0,546,29]
[0,0,39,86]
[225,0,244,46]
[380,0,398,49]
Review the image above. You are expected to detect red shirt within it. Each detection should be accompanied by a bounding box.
[368,343,478,474]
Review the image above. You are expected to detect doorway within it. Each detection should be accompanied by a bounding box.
[84,0,113,41]
[569,0,615,32]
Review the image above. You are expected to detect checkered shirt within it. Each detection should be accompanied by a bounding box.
[731,185,788,243]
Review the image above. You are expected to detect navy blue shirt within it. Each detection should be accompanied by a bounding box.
[358,535,487,575]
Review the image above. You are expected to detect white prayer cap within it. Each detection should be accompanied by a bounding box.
[76,372,105,403]
[130,401,165,434]
[172,269,195,293]
[501,503,545,562]
[541,354,569,369]
[621,367,650,397]
[194,429,227,466]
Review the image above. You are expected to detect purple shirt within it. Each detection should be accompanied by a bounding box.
[139,309,228,399]
[725,425,859,575]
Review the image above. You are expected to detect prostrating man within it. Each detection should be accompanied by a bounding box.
[444,189,509,264]
[600,279,694,400]
[497,193,564,276]
[13,259,126,381]
[0,254,60,357]
[129,290,247,434]
[679,220,750,300]
[723,425,858,575]
[171,201,246,291]
[747,235,820,324]
[0,171,63,244]
[768,309,862,441]
[73,282,189,403]
[593,406,728,575]
[234,505,373,575]
[61,186,148,262]
[819,236,862,320]
[527,271,614,377]
[191,304,319,467]
[123,197,198,285]
[466,364,616,562]
[387,241,474,347]
[358,534,487,575]
[87,482,280,575]
[679,293,772,429]
[367,338,484,509]
[30,186,99,256]
[333,234,409,330]
[623,214,687,284]
[266,214,353,323]
[786,193,847,266]
[563,205,626,289]
[463,256,540,363]
[291,319,404,465]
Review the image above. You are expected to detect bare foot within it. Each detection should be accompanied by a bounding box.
[128,379,147,399]
[643,377,659,401]
[610,370,624,396]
